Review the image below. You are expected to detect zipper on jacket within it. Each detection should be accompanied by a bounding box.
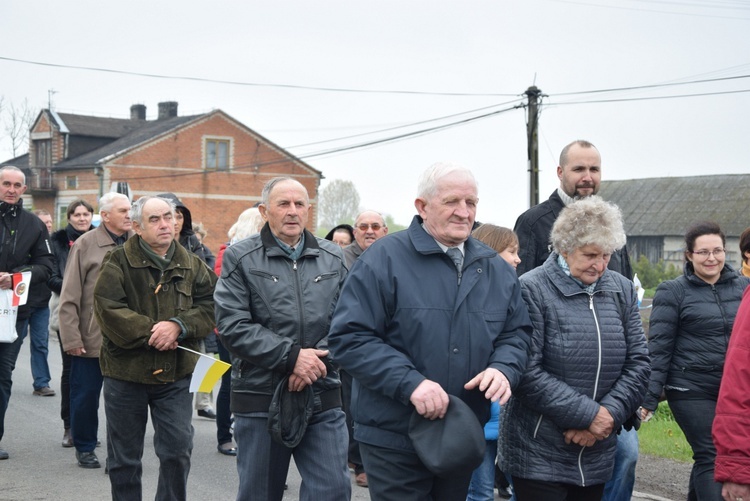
[578,446,586,486]
[533,414,543,438]
[711,284,731,345]
[292,260,305,344]
[589,293,603,399]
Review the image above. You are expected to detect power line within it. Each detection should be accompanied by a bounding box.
[287,97,526,149]
[549,88,750,105]
[554,74,750,97]
[0,55,516,97]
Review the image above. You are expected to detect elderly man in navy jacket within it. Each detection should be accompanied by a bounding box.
[328,162,531,501]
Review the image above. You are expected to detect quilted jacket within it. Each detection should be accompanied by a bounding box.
[499,253,650,486]
[644,262,750,410]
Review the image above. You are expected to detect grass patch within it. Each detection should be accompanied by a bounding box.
[638,402,693,463]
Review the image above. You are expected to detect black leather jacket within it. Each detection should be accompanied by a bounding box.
[214,224,347,414]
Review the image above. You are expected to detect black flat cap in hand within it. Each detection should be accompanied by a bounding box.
[408,395,485,477]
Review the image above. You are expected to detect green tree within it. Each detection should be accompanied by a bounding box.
[318,179,360,230]
[632,255,681,291]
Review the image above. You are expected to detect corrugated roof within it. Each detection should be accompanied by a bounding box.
[599,174,750,237]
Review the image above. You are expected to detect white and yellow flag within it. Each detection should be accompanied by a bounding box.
[178,345,231,393]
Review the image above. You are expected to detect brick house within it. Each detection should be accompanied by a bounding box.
[1,101,322,253]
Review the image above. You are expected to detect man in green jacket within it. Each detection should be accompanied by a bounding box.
[94,196,217,501]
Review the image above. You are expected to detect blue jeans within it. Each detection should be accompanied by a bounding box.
[669,399,723,501]
[467,439,497,501]
[602,426,639,501]
[27,306,51,390]
[103,376,193,501]
[0,318,29,442]
[70,357,103,452]
[234,408,350,501]
[216,337,232,446]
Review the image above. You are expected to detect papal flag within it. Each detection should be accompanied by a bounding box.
[12,271,31,306]
[179,345,231,393]
[1,271,31,343]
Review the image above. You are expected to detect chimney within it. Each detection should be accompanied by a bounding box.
[130,104,147,120]
[157,101,178,120]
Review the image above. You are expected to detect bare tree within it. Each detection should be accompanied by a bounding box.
[318,179,361,229]
[2,98,35,158]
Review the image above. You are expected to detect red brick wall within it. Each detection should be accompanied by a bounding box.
[64,112,320,254]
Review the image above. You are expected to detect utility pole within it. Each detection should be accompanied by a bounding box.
[525,86,542,208]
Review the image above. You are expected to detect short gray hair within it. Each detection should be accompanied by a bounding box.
[551,196,626,255]
[130,196,175,225]
[354,210,386,227]
[98,192,130,215]
[417,162,476,200]
[0,166,26,185]
[261,177,308,206]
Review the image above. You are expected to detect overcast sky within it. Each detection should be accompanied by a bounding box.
[1,0,748,229]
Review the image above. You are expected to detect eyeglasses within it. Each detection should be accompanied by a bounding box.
[357,223,384,231]
[690,248,725,258]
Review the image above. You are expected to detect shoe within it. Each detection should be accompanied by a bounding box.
[62,429,74,448]
[0,447,8,460]
[76,450,101,469]
[355,472,368,488]
[197,408,216,419]
[33,386,56,397]
[217,442,237,456]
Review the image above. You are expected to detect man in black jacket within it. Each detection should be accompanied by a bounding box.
[0,166,55,460]
[513,140,637,501]
[215,177,350,501]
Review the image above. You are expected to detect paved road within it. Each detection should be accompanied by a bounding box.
[0,334,371,501]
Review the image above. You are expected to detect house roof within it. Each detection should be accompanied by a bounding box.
[53,112,144,139]
[599,174,750,237]
[0,153,29,168]
[55,114,202,168]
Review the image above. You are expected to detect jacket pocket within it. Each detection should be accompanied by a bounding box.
[174,280,194,311]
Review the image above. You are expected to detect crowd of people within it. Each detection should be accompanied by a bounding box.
[0,137,749,501]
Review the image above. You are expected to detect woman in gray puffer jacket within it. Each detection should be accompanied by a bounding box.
[499,196,650,501]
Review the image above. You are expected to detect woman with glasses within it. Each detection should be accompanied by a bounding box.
[642,221,750,500]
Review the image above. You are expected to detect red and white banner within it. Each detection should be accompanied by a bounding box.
[1,271,31,343]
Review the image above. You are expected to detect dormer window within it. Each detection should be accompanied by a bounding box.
[35,139,51,166]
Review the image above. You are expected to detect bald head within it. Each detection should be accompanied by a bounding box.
[353,210,388,250]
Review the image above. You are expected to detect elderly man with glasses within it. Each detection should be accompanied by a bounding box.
[343,211,388,269]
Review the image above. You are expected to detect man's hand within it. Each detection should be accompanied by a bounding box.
[148,321,181,351]
[410,380,449,420]
[464,368,511,405]
[66,347,86,356]
[0,272,12,290]
[288,374,307,392]
[292,348,329,386]
[564,429,598,447]
[722,481,750,501]
[588,406,615,440]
